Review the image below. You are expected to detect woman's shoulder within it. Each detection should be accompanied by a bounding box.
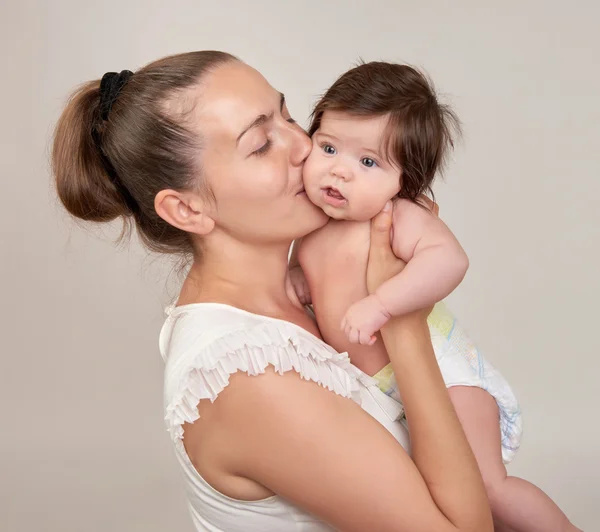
[159,302,340,365]
[159,302,264,361]
[159,302,365,442]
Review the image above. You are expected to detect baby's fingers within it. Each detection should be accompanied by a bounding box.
[347,327,360,344]
[358,330,375,345]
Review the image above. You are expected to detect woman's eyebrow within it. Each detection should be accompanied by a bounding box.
[236,92,286,146]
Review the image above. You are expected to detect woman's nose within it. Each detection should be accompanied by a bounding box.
[289,125,312,167]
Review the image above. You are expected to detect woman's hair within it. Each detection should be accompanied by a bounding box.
[309,61,461,201]
[52,50,237,254]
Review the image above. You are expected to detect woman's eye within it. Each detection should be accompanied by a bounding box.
[322,144,336,155]
[253,139,272,157]
[287,118,296,124]
[361,157,377,168]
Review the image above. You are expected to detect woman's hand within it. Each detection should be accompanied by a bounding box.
[366,201,406,294]
[366,199,439,320]
[289,265,312,306]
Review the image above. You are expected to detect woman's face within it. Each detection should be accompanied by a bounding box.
[192,61,328,245]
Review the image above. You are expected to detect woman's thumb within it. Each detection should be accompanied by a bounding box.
[371,201,393,238]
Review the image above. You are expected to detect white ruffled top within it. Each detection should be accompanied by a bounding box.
[160,303,410,532]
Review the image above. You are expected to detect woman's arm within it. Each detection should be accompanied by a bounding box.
[185,205,492,532]
[193,366,489,532]
[289,237,302,268]
[368,200,491,529]
[380,319,491,529]
[288,238,311,305]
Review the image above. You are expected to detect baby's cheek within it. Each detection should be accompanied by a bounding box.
[302,157,322,206]
[302,152,319,185]
[361,189,392,219]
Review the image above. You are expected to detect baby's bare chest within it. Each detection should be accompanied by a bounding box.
[299,221,390,374]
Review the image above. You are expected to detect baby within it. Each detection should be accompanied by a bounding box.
[292,62,579,531]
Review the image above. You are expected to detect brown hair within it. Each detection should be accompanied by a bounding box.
[52,50,237,254]
[309,61,460,201]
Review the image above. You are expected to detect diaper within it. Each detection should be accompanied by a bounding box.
[373,301,523,464]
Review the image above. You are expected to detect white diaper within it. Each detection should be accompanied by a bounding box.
[374,301,523,464]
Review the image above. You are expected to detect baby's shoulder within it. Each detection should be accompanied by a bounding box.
[391,197,438,231]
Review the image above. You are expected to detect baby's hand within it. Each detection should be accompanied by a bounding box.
[289,266,312,306]
[341,295,391,345]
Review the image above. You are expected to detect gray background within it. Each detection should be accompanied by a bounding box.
[1,1,598,530]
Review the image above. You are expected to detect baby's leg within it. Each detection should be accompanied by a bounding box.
[448,386,581,532]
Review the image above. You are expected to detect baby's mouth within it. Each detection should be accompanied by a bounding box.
[322,186,348,206]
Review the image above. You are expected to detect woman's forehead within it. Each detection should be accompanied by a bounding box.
[194,62,281,140]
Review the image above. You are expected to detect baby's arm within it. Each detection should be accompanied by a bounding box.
[342,199,468,344]
[375,198,469,316]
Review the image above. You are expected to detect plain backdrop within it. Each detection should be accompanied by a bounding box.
[1,1,598,530]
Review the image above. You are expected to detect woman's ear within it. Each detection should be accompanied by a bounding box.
[154,189,215,236]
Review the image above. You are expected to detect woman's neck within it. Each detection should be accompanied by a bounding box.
[180,239,298,315]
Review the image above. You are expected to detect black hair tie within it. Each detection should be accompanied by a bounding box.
[99,70,133,121]
[93,70,139,214]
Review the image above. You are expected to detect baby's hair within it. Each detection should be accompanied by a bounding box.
[309,61,461,202]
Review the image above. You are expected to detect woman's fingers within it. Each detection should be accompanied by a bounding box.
[369,201,394,260]
[367,201,406,294]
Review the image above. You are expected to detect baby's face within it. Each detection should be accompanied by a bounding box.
[303,111,402,221]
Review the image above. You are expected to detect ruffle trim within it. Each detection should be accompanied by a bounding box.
[164,320,373,442]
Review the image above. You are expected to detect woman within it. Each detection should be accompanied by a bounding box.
[52,51,492,531]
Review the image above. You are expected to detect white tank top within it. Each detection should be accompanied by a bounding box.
[160,303,410,531]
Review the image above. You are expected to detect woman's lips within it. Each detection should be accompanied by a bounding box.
[322,186,347,207]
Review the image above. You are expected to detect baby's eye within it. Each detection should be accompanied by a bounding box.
[361,157,377,168]
[322,144,336,155]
